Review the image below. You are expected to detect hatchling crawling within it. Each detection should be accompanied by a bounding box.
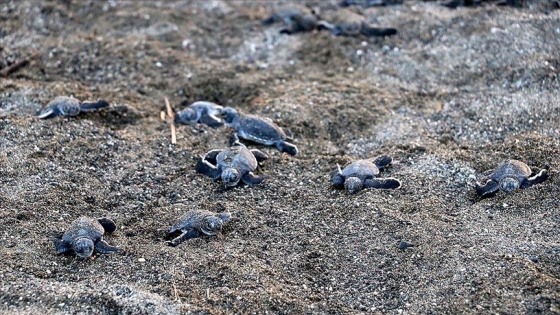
[168,210,231,246]
[475,160,548,197]
[174,101,224,128]
[53,217,118,258]
[196,136,269,187]
[317,9,397,37]
[222,107,298,156]
[262,5,318,34]
[38,96,109,119]
[332,155,401,194]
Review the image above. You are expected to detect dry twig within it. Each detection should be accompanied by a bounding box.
[164,97,176,144]
[0,52,39,77]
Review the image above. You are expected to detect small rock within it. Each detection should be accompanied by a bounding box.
[138,258,146,263]
[530,257,539,263]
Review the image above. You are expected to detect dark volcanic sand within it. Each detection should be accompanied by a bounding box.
[1,1,559,314]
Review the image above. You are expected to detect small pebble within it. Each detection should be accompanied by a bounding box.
[530,257,539,263]
[138,258,146,263]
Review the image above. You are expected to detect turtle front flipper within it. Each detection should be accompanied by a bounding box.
[200,114,224,128]
[364,178,401,189]
[475,179,499,197]
[331,164,345,187]
[241,172,267,185]
[262,14,281,25]
[196,157,221,179]
[38,105,63,119]
[373,155,392,169]
[97,218,117,233]
[53,238,71,255]
[228,133,243,146]
[203,149,223,165]
[522,169,548,189]
[283,128,294,141]
[217,212,232,223]
[361,26,397,37]
[276,141,298,156]
[317,20,335,32]
[94,240,119,254]
[168,229,200,247]
[250,149,269,162]
[80,100,110,112]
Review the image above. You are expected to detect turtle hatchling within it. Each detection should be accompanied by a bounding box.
[53,217,118,258]
[38,96,109,119]
[196,135,269,187]
[168,210,231,246]
[174,101,224,128]
[331,155,401,194]
[317,9,397,37]
[222,107,298,156]
[475,160,548,197]
[262,5,318,34]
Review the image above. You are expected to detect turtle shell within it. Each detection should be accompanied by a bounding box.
[169,210,217,233]
[62,217,104,244]
[217,144,258,174]
[341,160,379,180]
[237,115,287,144]
[490,160,531,183]
[49,96,81,116]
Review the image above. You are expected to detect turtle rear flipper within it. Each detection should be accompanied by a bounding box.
[95,240,119,254]
[54,238,71,255]
[196,158,221,179]
[373,155,392,169]
[250,149,269,162]
[38,105,63,119]
[361,26,397,37]
[97,218,117,233]
[276,141,298,156]
[80,100,110,112]
[522,169,548,188]
[168,229,200,247]
[476,179,499,197]
[364,177,401,189]
[199,114,224,128]
[241,172,267,185]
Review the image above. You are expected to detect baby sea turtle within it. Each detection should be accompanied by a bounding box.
[475,160,548,197]
[168,210,231,246]
[38,96,109,119]
[340,0,403,7]
[174,101,224,128]
[317,9,397,37]
[53,217,118,258]
[331,155,401,194]
[262,5,318,34]
[196,136,269,187]
[222,107,298,156]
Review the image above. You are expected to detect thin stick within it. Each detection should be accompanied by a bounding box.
[164,97,176,144]
[0,52,39,77]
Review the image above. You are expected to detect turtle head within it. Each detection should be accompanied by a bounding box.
[72,237,95,258]
[221,107,239,125]
[344,177,363,194]
[222,168,241,187]
[201,216,224,236]
[499,177,519,194]
[175,108,196,124]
